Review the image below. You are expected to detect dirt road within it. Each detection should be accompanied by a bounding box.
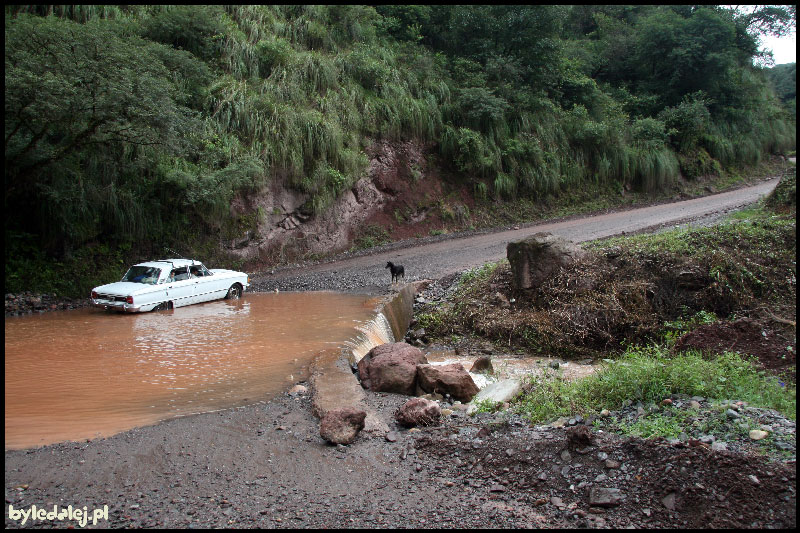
[252,177,779,294]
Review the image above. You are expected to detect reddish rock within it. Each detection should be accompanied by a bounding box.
[357,342,428,395]
[416,363,479,403]
[395,398,441,427]
[319,407,367,445]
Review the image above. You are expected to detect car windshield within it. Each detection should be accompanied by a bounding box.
[121,266,161,285]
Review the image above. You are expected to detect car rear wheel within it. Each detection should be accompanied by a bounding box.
[153,301,173,312]
[226,284,242,300]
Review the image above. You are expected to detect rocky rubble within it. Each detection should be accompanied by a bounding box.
[5,292,90,316]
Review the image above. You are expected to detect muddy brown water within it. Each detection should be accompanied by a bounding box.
[4,292,379,450]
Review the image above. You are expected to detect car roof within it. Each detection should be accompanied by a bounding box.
[134,259,201,269]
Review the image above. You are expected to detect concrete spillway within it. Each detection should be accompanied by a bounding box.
[309,284,417,433]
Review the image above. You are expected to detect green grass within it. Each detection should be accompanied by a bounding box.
[514,345,796,425]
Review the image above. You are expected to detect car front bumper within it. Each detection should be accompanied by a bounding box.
[91,299,143,313]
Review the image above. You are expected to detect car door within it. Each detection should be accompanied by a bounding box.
[189,264,218,303]
[164,267,195,307]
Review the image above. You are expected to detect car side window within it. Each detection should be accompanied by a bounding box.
[171,267,190,281]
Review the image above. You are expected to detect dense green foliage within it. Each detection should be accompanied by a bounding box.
[4,5,796,295]
[766,62,796,115]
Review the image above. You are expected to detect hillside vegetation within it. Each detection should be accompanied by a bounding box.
[4,5,796,297]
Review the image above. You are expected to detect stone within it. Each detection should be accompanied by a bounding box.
[507,232,588,291]
[467,379,521,414]
[288,384,308,396]
[662,492,677,511]
[395,398,441,427]
[589,487,624,507]
[550,496,565,508]
[416,363,479,403]
[711,441,728,452]
[357,342,428,395]
[749,429,769,441]
[319,407,367,445]
[470,355,494,374]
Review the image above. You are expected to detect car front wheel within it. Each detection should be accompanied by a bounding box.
[226,284,242,300]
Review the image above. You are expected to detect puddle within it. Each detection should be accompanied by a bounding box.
[4,292,379,449]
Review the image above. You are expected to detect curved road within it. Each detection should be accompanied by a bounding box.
[252,177,780,293]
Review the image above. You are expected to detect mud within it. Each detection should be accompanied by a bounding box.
[675,317,796,380]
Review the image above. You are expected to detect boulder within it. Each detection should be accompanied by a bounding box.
[395,398,441,427]
[357,342,428,395]
[506,232,587,291]
[319,407,367,445]
[470,355,494,374]
[416,363,479,403]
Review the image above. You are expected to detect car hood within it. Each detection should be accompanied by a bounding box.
[93,281,158,296]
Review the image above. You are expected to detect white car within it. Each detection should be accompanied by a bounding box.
[91,259,250,312]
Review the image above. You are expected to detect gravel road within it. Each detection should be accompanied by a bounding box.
[251,177,779,294]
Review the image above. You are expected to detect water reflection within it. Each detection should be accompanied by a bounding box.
[5,292,377,449]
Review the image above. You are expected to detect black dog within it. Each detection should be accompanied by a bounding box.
[386,261,405,284]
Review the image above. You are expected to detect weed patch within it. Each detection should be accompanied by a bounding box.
[513,346,796,425]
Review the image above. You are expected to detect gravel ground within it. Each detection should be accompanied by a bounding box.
[5,385,795,529]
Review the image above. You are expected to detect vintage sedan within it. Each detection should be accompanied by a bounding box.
[91,259,250,312]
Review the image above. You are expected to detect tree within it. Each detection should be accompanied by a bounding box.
[5,15,202,252]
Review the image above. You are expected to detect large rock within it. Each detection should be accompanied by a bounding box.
[507,232,587,291]
[357,342,428,395]
[395,398,441,427]
[416,363,479,403]
[470,355,494,374]
[319,407,367,445]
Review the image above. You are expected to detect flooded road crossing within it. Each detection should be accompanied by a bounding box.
[4,292,378,449]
